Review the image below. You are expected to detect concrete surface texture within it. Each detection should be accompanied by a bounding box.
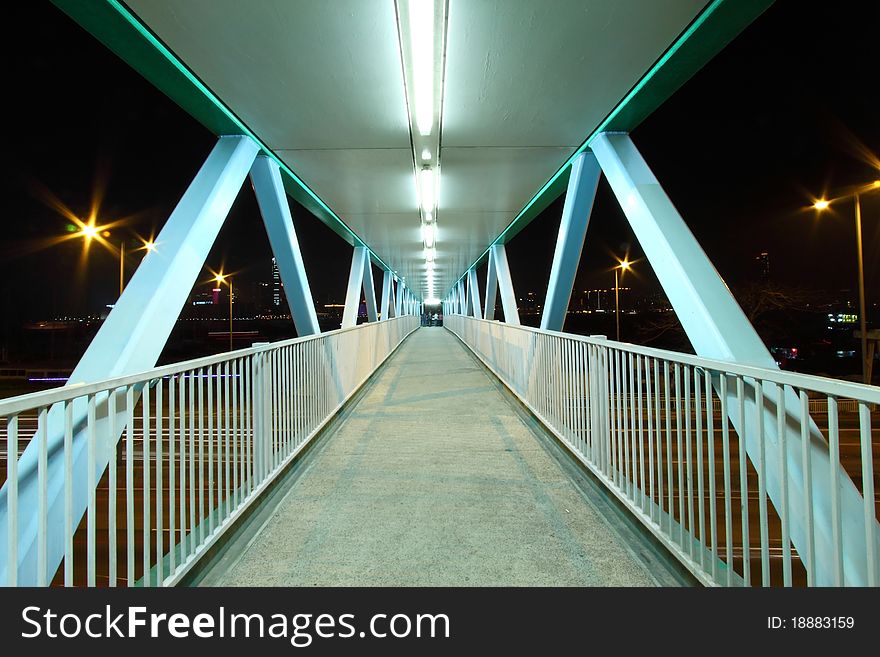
[211,327,659,586]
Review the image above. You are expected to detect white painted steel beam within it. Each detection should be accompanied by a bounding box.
[362,255,378,322]
[540,151,602,331]
[395,280,404,317]
[380,270,394,319]
[467,269,482,318]
[342,246,368,328]
[0,135,260,585]
[484,249,498,320]
[492,244,520,325]
[592,131,879,585]
[250,155,320,336]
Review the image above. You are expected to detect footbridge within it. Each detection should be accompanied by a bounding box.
[1,0,878,588]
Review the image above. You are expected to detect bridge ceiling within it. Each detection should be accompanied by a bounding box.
[68,0,767,299]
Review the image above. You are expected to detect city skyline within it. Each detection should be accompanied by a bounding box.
[2,1,878,328]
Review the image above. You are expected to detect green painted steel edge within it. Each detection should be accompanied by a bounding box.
[446,0,774,295]
[49,0,402,281]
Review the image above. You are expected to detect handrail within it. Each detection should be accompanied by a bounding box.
[446,314,879,587]
[0,318,412,416]
[1,315,420,586]
[469,320,880,404]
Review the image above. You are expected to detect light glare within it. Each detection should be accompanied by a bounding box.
[419,168,435,211]
[422,222,436,248]
[408,0,434,136]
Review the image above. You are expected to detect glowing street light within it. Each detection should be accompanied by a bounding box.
[214,272,234,352]
[812,182,879,383]
[614,258,632,342]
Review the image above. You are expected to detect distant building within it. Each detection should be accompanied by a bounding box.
[272,257,283,307]
[755,251,770,281]
[575,288,630,312]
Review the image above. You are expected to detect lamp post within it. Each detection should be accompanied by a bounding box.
[814,180,879,384]
[614,258,631,342]
[215,273,233,352]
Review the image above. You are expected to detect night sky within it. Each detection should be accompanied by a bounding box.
[3,0,879,338]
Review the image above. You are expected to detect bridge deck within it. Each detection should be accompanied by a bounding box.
[204,327,665,586]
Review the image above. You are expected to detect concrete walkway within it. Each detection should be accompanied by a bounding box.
[209,327,659,586]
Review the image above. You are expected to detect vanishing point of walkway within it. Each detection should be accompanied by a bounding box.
[205,327,668,586]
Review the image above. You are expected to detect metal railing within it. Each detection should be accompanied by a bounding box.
[446,315,879,587]
[0,316,419,586]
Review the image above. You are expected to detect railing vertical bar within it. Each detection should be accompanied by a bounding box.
[207,366,215,536]
[188,368,196,556]
[155,378,164,586]
[108,390,118,587]
[654,359,664,524]
[125,386,135,586]
[223,360,230,517]
[37,406,48,586]
[141,383,151,587]
[636,355,646,512]
[705,371,717,582]
[576,341,585,461]
[693,368,705,571]
[737,376,750,586]
[218,362,226,509]
[87,395,97,587]
[178,373,187,562]
[238,357,246,497]
[6,415,19,586]
[720,374,733,586]
[755,381,770,587]
[828,395,843,585]
[198,367,205,547]
[684,366,694,559]
[800,390,814,586]
[858,401,876,586]
[168,376,176,575]
[674,364,685,548]
[270,350,277,469]
[624,351,632,499]
[644,357,655,522]
[776,383,792,586]
[611,348,620,484]
[63,401,73,586]
[664,362,673,536]
[245,356,252,496]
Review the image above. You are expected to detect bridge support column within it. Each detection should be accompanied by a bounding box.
[591,131,879,585]
[491,244,520,325]
[362,257,378,323]
[380,271,396,319]
[467,269,482,318]
[395,281,404,317]
[342,247,375,328]
[540,151,602,332]
[250,155,320,336]
[0,135,260,585]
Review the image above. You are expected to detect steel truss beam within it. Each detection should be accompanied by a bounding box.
[0,135,260,585]
[592,131,878,585]
[342,246,380,328]
[467,269,482,318]
[250,155,320,336]
[380,270,396,319]
[488,244,519,325]
[541,151,602,331]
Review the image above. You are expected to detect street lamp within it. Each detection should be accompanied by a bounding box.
[813,180,879,384]
[214,272,233,352]
[614,258,631,342]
